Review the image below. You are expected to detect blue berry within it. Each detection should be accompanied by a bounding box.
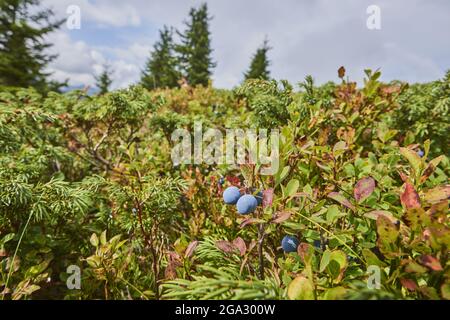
[219,177,225,185]
[223,186,241,205]
[313,239,321,249]
[281,235,299,253]
[236,195,258,215]
[417,149,424,158]
[255,191,263,206]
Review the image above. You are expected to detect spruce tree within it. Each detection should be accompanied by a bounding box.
[95,64,113,94]
[0,0,65,93]
[176,3,216,87]
[244,39,271,81]
[141,26,180,89]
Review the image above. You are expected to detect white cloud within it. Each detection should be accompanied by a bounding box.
[42,0,450,89]
[44,0,141,27]
[46,31,142,89]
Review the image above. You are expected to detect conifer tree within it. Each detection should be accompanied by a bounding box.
[176,3,216,86]
[141,26,180,89]
[244,39,271,81]
[0,0,65,93]
[95,64,113,94]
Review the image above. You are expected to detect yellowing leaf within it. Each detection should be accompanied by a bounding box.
[423,185,450,204]
[90,233,99,247]
[400,147,422,177]
[287,276,315,300]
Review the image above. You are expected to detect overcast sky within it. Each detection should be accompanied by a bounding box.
[42,0,450,90]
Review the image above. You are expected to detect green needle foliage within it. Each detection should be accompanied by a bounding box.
[0,0,66,93]
[95,64,114,95]
[0,69,449,300]
[141,26,180,90]
[244,38,272,81]
[176,3,216,87]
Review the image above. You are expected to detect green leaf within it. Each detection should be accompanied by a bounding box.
[278,166,290,184]
[0,233,15,245]
[327,250,348,283]
[362,248,386,267]
[322,286,348,300]
[326,205,340,224]
[320,250,331,272]
[285,179,299,198]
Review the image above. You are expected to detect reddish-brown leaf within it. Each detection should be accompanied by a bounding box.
[327,192,355,211]
[262,188,274,208]
[420,255,443,271]
[400,183,421,209]
[215,240,236,253]
[272,211,291,224]
[420,156,444,184]
[232,237,247,256]
[165,251,182,280]
[354,177,376,202]
[297,242,314,264]
[239,217,261,228]
[184,240,199,258]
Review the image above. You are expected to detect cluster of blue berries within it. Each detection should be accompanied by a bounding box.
[223,186,300,253]
[223,186,262,215]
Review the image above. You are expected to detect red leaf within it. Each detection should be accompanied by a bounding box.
[354,177,376,202]
[400,278,418,291]
[184,240,199,258]
[262,188,274,208]
[420,255,443,271]
[232,237,247,256]
[400,183,421,209]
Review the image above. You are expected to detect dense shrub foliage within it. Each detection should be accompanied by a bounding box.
[0,70,448,300]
